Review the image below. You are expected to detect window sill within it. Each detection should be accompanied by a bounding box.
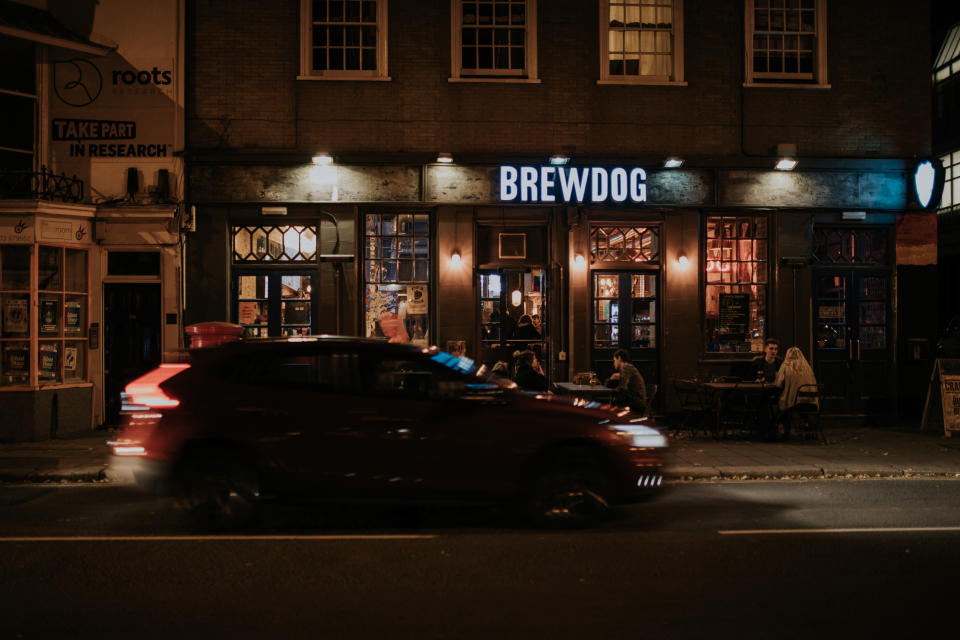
[448,77,542,84]
[742,82,831,89]
[597,79,688,87]
[296,75,392,82]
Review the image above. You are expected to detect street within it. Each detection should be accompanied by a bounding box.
[1,479,959,638]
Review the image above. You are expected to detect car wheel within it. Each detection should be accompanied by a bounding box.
[178,450,260,530]
[526,447,615,529]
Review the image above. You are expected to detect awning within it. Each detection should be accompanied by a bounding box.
[0,1,112,56]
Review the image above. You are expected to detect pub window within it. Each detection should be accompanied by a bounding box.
[450,0,538,81]
[704,215,768,353]
[590,226,660,263]
[0,37,36,172]
[2,244,89,386]
[232,225,318,263]
[364,213,431,346]
[939,151,960,213]
[744,0,828,87]
[299,0,389,80]
[599,0,685,85]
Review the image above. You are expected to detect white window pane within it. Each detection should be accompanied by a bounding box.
[655,31,671,53]
[610,30,624,53]
[610,5,624,26]
[640,6,654,26]
[640,30,654,52]
[624,30,639,53]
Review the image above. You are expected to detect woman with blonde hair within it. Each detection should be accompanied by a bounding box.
[774,346,819,439]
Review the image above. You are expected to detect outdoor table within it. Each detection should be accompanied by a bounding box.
[699,381,782,437]
[554,382,616,403]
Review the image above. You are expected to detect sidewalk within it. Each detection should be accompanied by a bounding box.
[1,424,960,484]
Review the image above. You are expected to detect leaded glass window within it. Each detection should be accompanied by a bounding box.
[813,228,888,265]
[232,226,318,263]
[590,226,660,263]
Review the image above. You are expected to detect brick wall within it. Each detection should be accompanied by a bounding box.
[187,0,931,158]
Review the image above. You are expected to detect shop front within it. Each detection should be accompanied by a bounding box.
[186,159,938,420]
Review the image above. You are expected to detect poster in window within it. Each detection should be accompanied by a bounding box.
[3,298,28,333]
[238,301,258,325]
[65,300,82,332]
[2,344,29,382]
[64,346,78,372]
[39,343,58,379]
[41,299,58,333]
[719,293,749,342]
[406,285,428,315]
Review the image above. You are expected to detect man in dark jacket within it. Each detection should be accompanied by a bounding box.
[606,349,647,413]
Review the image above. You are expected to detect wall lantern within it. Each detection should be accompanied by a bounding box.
[677,252,689,266]
[774,157,797,171]
[450,249,462,266]
[312,152,334,165]
[663,157,684,169]
[436,152,454,163]
[511,289,523,307]
[549,154,570,166]
[913,158,945,209]
[574,254,586,267]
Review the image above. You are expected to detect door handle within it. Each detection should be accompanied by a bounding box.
[856,339,861,361]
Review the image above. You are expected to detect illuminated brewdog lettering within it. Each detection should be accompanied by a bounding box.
[499,165,647,204]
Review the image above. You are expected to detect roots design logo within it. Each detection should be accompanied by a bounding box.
[54,59,103,107]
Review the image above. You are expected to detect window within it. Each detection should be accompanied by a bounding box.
[812,228,888,265]
[590,226,660,263]
[2,244,89,387]
[939,151,960,213]
[364,213,431,345]
[744,0,828,87]
[0,37,36,171]
[299,0,389,80]
[704,215,768,353]
[232,225,318,263]
[599,0,684,85]
[934,24,960,149]
[451,0,538,81]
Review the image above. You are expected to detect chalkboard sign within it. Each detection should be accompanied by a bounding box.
[719,293,749,340]
[921,359,960,436]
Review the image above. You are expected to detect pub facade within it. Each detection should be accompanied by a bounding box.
[183,0,938,420]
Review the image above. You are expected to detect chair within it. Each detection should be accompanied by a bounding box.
[672,378,709,435]
[646,383,659,412]
[716,384,757,438]
[790,384,825,442]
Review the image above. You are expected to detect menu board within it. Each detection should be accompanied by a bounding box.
[719,293,749,340]
[3,298,28,333]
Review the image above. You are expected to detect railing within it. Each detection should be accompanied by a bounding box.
[0,166,84,203]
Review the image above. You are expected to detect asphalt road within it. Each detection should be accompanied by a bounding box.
[1,479,959,639]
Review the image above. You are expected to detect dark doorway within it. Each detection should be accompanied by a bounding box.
[103,283,162,425]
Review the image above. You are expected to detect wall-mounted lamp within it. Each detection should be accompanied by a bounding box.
[436,152,454,163]
[677,252,689,266]
[574,254,586,267]
[450,249,462,266]
[549,154,570,166]
[511,289,523,307]
[663,156,684,169]
[775,157,798,171]
[312,153,334,165]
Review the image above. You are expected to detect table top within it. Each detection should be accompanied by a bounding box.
[554,382,615,395]
[700,381,781,393]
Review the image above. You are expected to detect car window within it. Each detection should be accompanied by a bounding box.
[367,358,439,398]
[317,351,360,392]
[235,353,317,389]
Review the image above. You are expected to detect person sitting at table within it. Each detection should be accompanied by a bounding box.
[514,314,541,341]
[605,349,647,413]
[490,360,510,377]
[513,349,548,391]
[773,346,819,439]
[751,338,782,382]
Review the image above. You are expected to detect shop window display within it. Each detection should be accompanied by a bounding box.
[703,215,768,353]
[364,213,430,346]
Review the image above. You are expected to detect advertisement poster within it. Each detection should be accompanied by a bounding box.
[41,299,59,333]
[2,298,28,333]
[39,343,59,380]
[65,300,82,332]
[64,346,78,372]
[406,285,428,314]
[940,374,960,434]
[238,301,258,325]
[2,344,29,383]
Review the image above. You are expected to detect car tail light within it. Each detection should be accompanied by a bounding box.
[107,439,147,456]
[121,363,191,411]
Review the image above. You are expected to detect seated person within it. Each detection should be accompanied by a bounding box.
[605,348,647,413]
[774,347,819,438]
[514,314,541,341]
[489,360,510,377]
[751,338,782,382]
[512,349,548,392]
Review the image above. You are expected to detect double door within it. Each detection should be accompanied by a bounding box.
[233,271,317,337]
[591,270,659,387]
[813,270,891,414]
[479,268,547,373]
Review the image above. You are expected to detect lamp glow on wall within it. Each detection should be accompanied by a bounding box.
[511,289,523,307]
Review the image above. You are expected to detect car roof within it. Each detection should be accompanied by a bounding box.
[189,335,438,359]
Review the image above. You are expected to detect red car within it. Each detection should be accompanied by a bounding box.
[109,336,667,527]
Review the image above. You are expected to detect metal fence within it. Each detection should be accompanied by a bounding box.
[0,166,84,203]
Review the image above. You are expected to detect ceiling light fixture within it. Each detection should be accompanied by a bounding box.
[549,154,570,166]
[775,157,798,171]
[436,152,454,163]
[663,157,684,169]
[312,153,333,165]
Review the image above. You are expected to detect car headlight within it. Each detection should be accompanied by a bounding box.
[609,424,668,449]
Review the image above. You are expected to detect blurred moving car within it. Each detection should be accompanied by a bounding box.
[109,335,667,528]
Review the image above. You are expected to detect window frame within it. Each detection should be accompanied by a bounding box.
[743,0,829,89]
[449,0,540,83]
[701,213,771,356]
[298,0,391,81]
[597,0,686,86]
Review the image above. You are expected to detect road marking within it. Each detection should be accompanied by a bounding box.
[0,534,437,542]
[718,526,960,535]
